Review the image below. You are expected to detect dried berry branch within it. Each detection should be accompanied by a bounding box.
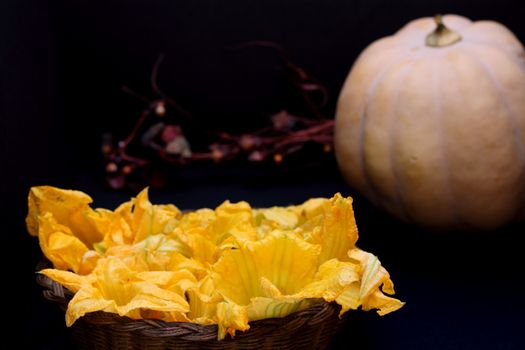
[103,43,335,189]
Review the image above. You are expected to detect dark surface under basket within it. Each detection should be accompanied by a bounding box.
[37,269,347,350]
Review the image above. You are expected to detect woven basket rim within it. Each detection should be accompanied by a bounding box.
[36,261,344,342]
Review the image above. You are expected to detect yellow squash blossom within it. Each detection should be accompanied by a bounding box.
[41,257,190,326]
[29,186,404,341]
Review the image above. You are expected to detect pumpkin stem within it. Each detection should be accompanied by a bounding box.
[425,14,462,47]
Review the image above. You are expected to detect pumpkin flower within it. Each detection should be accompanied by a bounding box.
[26,187,110,273]
[26,186,104,246]
[186,275,224,325]
[302,193,359,263]
[105,234,207,278]
[210,200,258,243]
[346,248,405,315]
[40,257,190,326]
[210,231,320,338]
[33,212,93,274]
[114,188,182,245]
[171,201,260,266]
[253,206,299,236]
[211,230,402,339]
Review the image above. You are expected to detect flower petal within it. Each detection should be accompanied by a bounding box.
[299,259,360,301]
[27,186,103,247]
[65,286,114,326]
[39,268,87,293]
[116,282,189,317]
[347,248,405,315]
[216,301,249,340]
[213,232,320,305]
[247,297,314,321]
[37,212,90,273]
[255,207,299,230]
[212,201,257,243]
[187,275,223,324]
[362,289,405,316]
[306,193,359,264]
[137,269,198,295]
[115,188,182,244]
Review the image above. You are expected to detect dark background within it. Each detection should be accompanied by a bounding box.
[2,0,525,348]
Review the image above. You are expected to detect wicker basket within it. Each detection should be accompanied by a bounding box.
[37,267,348,350]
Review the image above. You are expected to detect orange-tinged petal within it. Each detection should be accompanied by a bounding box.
[108,245,198,277]
[346,248,405,315]
[216,301,249,340]
[177,209,216,233]
[127,188,151,234]
[114,200,134,227]
[77,250,102,275]
[64,257,190,326]
[306,193,359,264]
[87,209,133,249]
[255,207,299,230]
[259,277,283,298]
[65,287,113,326]
[115,282,189,317]
[297,198,326,220]
[212,201,257,243]
[299,259,360,301]
[187,275,223,324]
[37,212,90,273]
[27,186,92,235]
[47,232,89,272]
[114,188,182,244]
[362,289,405,316]
[348,248,389,299]
[335,282,361,314]
[27,186,103,247]
[133,204,182,244]
[137,269,198,295]
[105,234,205,276]
[39,268,87,293]
[182,232,220,265]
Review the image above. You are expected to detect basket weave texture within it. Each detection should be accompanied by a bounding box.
[37,266,347,350]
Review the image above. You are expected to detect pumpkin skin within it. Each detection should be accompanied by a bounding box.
[335,15,525,230]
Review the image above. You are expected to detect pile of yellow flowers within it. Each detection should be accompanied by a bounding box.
[27,186,403,340]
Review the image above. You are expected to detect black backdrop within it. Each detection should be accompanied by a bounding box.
[2,0,525,348]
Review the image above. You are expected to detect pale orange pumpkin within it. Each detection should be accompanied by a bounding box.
[335,14,525,230]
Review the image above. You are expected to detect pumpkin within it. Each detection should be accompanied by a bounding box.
[335,14,525,230]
